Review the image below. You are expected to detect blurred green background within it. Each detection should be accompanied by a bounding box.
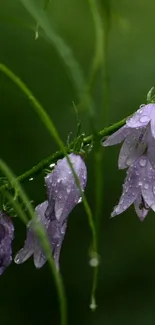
[1,0,155,324]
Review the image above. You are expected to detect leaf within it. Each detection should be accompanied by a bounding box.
[20,0,85,100]
[0,159,67,325]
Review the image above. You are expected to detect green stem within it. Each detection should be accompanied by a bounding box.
[0,117,126,193]
[92,1,111,309]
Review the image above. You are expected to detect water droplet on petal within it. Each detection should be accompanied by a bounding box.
[139,115,150,123]
[78,197,82,204]
[139,158,147,167]
[144,183,149,189]
[138,181,143,186]
[66,188,71,194]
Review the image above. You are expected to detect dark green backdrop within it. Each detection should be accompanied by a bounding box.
[1,1,155,324]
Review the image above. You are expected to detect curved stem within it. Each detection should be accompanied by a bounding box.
[0,117,126,193]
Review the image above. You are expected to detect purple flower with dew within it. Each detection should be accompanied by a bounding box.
[0,212,14,275]
[111,155,155,221]
[45,153,87,223]
[15,154,87,270]
[102,104,155,169]
[14,201,67,270]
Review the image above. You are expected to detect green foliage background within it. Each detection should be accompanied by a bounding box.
[1,0,155,324]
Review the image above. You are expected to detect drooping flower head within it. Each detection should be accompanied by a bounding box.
[45,153,87,223]
[111,155,155,221]
[15,201,67,270]
[15,154,87,270]
[102,104,155,169]
[0,211,14,275]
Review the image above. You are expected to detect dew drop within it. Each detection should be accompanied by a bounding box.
[78,197,82,204]
[49,163,55,168]
[89,297,97,311]
[139,158,147,167]
[29,177,33,181]
[144,183,149,189]
[139,115,150,123]
[138,181,143,186]
[89,257,98,267]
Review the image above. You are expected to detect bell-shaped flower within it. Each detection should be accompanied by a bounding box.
[45,153,87,223]
[0,212,14,275]
[111,155,155,221]
[14,201,67,270]
[102,104,155,169]
[15,154,87,269]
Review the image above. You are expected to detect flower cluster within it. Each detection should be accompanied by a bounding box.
[2,102,155,275]
[102,103,155,220]
[0,153,87,275]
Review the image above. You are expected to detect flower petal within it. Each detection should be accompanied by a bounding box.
[46,154,87,223]
[33,245,46,269]
[111,165,140,216]
[146,126,155,168]
[14,228,34,264]
[48,221,67,270]
[134,193,148,221]
[126,104,153,128]
[150,116,155,139]
[118,127,147,169]
[140,163,155,211]
[33,201,50,268]
[0,213,14,274]
[102,125,130,147]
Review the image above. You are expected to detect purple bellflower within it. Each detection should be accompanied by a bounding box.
[45,153,87,223]
[102,104,155,169]
[111,155,155,221]
[0,212,14,275]
[15,154,87,270]
[15,201,67,270]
